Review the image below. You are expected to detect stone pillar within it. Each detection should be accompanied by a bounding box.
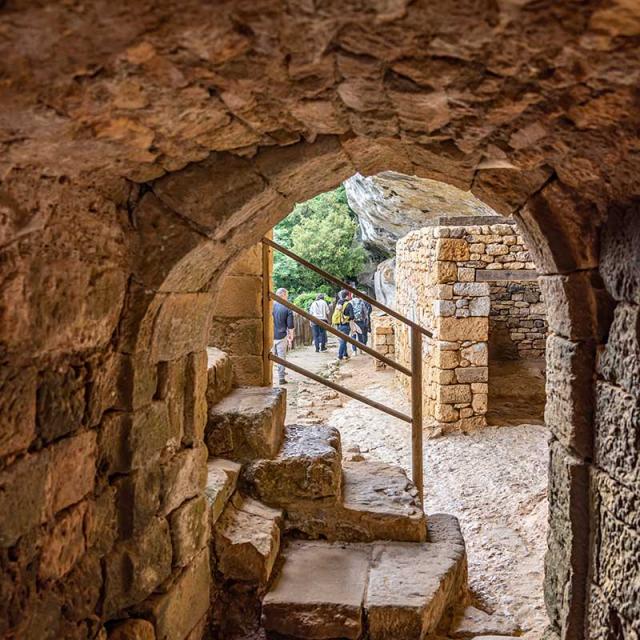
[209,243,266,386]
[371,312,396,369]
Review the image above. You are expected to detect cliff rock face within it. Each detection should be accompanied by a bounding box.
[345,172,496,257]
[345,172,496,299]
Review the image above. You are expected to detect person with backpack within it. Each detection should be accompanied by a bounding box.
[331,289,355,361]
[309,293,330,352]
[350,293,373,354]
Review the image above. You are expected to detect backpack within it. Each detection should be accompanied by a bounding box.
[352,298,366,322]
[331,302,346,325]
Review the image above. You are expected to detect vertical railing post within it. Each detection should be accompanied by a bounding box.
[262,237,273,386]
[410,326,424,506]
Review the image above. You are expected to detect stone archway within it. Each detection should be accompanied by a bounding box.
[114,137,612,639]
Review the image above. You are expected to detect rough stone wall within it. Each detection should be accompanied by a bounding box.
[371,312,396,369]
[490,282,547,360]
[210,243,266,386]
[395,217,546,433]
[584,204,640,638]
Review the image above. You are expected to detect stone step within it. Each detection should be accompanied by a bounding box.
[205,386,286,462]
[262,541,370,640]
[262,515,466,640]
[285,459,427,542]
[206,347,233,407]
[241,424,343,506]
[214,493,283,585]
[449,605,519,638]
[205,458,241,525]
[366,515,467,640]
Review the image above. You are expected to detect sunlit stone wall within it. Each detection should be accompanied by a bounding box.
[395,216,546,433]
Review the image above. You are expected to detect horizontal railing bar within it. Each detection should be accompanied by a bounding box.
[269,292,412,376]
[262,237,432,337]
[269,353,412,424]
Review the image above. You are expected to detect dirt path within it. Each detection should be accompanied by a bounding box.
[279,342,549,638]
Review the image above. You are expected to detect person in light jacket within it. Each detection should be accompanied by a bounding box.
[309,293,330,352]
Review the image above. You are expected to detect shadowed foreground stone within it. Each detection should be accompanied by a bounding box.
[135,548,210,640]
[263,517,467,640]
[206,387,285,462]
[262,541,370,640]
[367,515,467,640]
[214,494,282,584]
[242,424,342,505]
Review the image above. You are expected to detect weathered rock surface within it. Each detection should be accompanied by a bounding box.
[374,258,397,307]
[242,424,342,505]
[262,541,370,640]
[450,605,520,638]
[214,494,282,584]
[205,387,286,462]
[345,172,495,257]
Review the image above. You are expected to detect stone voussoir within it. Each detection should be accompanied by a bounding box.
[205,386,286,462]
[241,423,342,506]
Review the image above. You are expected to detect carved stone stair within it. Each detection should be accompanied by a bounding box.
[205,386,286,462]
[262,515,467,640]
[214,493,283,585]
[241,424,426,543]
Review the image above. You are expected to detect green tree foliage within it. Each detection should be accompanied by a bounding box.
[273,186,366,297]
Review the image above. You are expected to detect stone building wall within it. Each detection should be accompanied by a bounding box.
[489,282,547,359]
[394,216,547,433]
[209,243,266,386]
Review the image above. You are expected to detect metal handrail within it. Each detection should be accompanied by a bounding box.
[263,237,432,337]
[262,237,425,502]
[270,354,412,423]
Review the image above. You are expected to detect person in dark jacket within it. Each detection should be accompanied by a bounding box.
[272,287,294,384]
[350,293,372,355]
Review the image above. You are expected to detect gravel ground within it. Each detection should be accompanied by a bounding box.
[284,344,549,638]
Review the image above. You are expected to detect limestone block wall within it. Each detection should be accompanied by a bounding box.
[371,312,396,369]
[209,243,266,386]
[394,216,547,433]
[489,282,547,359]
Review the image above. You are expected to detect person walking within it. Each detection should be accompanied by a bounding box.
[272,287,295,384]
[331,289,355,361]
[309,293,330,352]
[350,293,372,355]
